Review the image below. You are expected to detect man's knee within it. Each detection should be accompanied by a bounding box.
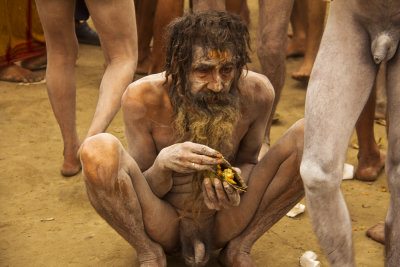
[291,119,305,142]
[300,156,342,194]
[104,55,138,74]
[80,133,121,187]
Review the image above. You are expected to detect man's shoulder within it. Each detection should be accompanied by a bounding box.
[238,70,275,102]
[123,72,168,103]
[122,72,171,120]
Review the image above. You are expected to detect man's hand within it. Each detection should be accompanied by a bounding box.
[202,177,240,210]
[156,141,222,174]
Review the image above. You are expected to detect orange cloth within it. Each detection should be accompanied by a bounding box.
[0,0,46,67]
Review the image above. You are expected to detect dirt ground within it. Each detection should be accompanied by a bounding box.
[0,1,390,266]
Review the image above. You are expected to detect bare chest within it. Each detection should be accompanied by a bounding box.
[151,114,251,158]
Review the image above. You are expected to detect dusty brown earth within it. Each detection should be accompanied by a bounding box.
[0,1,389,266]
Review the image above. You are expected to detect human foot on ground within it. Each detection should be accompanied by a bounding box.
[0,63,44,83]
[218,241,255,267]
[355,150,386,181]
[366,221,385,244]
[286,37,306,58]
[137,243,167,267]
[61,142,82,177]
[291,61,313,81]
[21,55,47,71]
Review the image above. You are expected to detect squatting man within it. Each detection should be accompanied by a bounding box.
[80,11,305,267]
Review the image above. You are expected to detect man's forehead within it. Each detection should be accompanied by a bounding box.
[192,45,233,63]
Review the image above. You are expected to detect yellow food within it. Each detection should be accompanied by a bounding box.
[222,168,236,185]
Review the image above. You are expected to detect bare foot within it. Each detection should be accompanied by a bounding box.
[61,142,82,177]
[218,242,255,267]
[366,222,385,244]
[0,63,44,83]
[291,62,313,81]
[138,243,167,267]
[286,38,306,58]
[139,257,167,267]
[21,55,47,71]
[355,150,386,181]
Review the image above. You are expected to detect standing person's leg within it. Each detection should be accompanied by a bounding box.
[355,85,386,181]
[35,0,81,176]
[148,0,183,74]
[226,0,249,25]
[135,0,157,74]
[286,0,306,57]
[384,51,400,266]
[300,3,377,266]
[83,0,138,137]
[291,0,326,81]
[257,0,294,147]
[192,0,225,12]
[375,63,387,119]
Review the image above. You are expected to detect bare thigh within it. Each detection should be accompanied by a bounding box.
[81,134,180,252]
[84,0,138,63]
[34,0,78,58]
[214,119,305,245]
[386,40,400,194]
[302,3,378,171]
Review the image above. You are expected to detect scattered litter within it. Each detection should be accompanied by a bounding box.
[40,217,55,222]
[286,203,305,218]
[299,251,320,267]
[343,163,354,180]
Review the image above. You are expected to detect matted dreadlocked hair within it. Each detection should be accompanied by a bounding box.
[164,10,251,113]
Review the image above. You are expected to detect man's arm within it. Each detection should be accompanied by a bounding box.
[235,71,274,180]
[122,78,223,197]
[122,80,174,197]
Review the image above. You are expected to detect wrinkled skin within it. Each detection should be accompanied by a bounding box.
[136,0,249,75]
[80,44,305,266]
[300,0,400,266]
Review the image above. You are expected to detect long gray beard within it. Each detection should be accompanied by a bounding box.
[173,91,241,158]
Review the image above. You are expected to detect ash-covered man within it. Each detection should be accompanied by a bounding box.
[80,10,305,267]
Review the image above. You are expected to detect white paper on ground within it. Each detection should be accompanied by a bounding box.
[343,163,354,180]
[286,203,305,217]
[299,251,320,267]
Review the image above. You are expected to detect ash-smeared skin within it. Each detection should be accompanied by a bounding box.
[189,46,236,95]
[80,61,306,266]
[300,0,400,266]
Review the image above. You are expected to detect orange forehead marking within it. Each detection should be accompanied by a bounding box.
[209,49,228,61]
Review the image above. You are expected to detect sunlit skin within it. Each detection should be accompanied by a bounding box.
[189,46,235,95]
[79,13,305,266]
[300,0,400,266]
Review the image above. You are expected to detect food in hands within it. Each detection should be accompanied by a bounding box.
[202,158,248,192]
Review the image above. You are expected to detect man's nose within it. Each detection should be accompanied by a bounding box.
[207,71,223,92]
